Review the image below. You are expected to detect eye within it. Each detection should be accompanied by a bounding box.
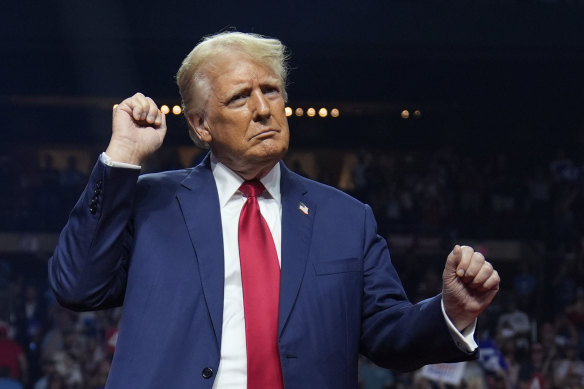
[262,85,280,95]
[229,93,248,103]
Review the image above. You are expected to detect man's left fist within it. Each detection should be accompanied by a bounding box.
[442,245,500,331]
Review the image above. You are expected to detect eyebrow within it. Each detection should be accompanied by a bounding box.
[222,77,281,100]
[222,85,251,102]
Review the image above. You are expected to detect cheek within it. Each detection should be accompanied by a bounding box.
[212,112,251,137]
[273,105,289,125]
[281,123,290,142]
[216,111,247,127]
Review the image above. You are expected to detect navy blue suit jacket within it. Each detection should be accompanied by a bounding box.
[49,156,475,389]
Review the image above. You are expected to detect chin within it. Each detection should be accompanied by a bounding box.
[255,139,288,160]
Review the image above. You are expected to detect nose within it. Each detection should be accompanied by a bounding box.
[251,89,271,121]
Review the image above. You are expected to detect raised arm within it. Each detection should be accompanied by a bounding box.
[48,93,167,311]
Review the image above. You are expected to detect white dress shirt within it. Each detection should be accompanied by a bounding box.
[100,152,477,388]
[209,154,281,389]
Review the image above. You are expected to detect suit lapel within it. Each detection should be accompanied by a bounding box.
[176,156,225,349]
[174,159,314,343]
[278,163,316,336]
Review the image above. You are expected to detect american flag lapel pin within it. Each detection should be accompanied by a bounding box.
[298,202,309,215]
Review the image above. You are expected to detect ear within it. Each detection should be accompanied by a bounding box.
[187,112,212,144]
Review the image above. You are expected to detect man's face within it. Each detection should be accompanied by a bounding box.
[189,51,289,179]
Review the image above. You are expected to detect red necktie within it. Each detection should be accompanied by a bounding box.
[238,180,283,389]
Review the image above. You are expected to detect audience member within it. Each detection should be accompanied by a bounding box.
[0,327,27,387]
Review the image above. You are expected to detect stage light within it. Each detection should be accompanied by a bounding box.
[172,105,182,115]
[307,108,316,117]
[295,108,304,117]
[318,108,328,118]
[330,108,339,118]
[113,104,119,109]
[413,109,421,118]
[160,105,170,115]
[285,107,293,117]
[401,109,410,119]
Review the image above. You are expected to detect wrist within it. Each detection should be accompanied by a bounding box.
[445,308,474,332]
[442,298,474,332]
[105,140,143,165]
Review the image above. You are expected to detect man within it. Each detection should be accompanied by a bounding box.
[49,32,500,389]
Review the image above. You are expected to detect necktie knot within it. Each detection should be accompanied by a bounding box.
[239,180,265,198]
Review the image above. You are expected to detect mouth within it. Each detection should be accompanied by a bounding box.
[250,129,279,140]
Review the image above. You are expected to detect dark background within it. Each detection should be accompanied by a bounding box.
[1,3,584,388]
[1,0,583,154]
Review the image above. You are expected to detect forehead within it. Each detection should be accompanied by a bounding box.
[204,51,280,92]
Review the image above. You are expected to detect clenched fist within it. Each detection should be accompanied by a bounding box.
[442,245,500,331]
[106,92,167,165]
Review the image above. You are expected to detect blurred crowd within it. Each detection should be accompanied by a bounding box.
[347,148,583,248]
[0,145,583,389]
[0,154,88,233]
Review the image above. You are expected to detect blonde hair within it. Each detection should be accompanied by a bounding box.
[176,31,289,148]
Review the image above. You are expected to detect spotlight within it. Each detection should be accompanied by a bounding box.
[160,105,170,115]
[330,108,340,118]
[172,105,182,115]
[295,108,304,117]
[401,110,410,119]
[318,108,328,118]
[285,107,293,117]
[307,108,316,117]
[113,104,119,110]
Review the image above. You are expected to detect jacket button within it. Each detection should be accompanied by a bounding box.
[202,367,213,379]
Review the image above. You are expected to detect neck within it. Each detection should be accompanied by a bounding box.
[233,162,278,181]
[212,154,279,181]
[211,152,282,181]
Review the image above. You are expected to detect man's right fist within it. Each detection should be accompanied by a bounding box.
[106,92,167,165]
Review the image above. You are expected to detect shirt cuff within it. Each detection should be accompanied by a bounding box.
[100,152,141,170]
[441,299,478,353]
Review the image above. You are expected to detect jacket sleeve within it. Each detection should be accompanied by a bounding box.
[359,204,477,372]
[48,159,140,311]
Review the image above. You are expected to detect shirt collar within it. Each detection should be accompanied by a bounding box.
[210,153,281,208]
